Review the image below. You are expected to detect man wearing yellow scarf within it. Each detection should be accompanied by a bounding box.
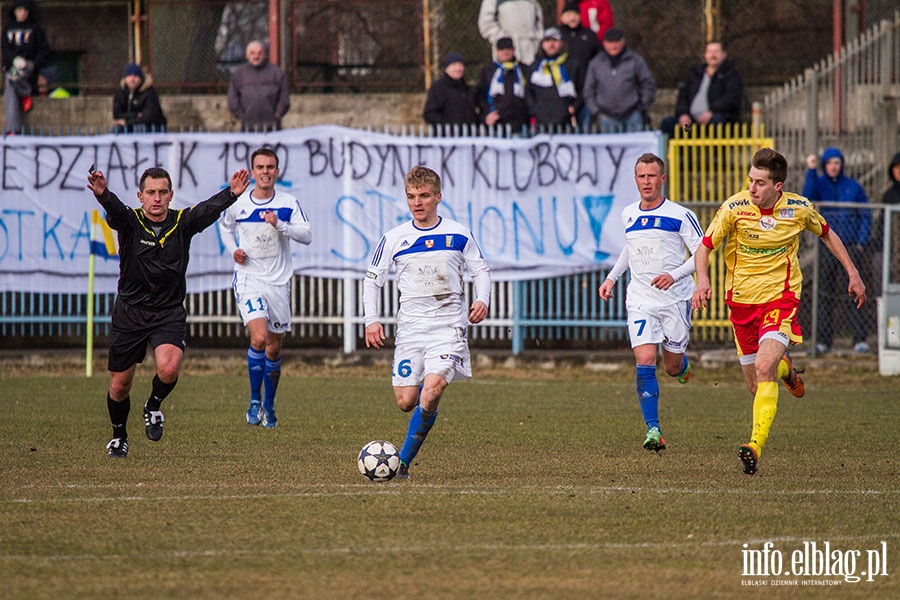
[525,27,580,129]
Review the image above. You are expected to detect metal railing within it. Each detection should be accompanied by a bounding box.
[761,10,900,194]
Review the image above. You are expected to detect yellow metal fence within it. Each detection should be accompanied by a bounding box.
[666,124,775,342]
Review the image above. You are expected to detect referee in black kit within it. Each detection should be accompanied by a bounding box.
[87,165,250,458]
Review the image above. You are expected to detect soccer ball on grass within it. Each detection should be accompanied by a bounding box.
[357,440,401,482]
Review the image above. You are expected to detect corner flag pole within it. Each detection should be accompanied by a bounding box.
[87,223,96,378]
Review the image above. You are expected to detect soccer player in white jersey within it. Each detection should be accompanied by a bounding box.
[220,148,312,428]
[364,166,491,479]
[598,153,703,452]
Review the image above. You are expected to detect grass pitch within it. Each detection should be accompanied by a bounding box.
[0,355,898,599]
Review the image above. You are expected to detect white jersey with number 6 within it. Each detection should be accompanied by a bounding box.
[364,216,491,338]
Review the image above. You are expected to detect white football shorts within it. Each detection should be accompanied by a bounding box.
[392,326,471,387]
[626,300,692,353]
[232,272,292,334]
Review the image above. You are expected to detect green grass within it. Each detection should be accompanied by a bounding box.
[1,361,898,599]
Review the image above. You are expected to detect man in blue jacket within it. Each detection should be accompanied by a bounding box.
[803,148,872,354]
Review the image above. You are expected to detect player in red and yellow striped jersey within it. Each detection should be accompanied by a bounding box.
[692,148,867,475]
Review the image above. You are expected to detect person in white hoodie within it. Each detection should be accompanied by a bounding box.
[477,0,544,65]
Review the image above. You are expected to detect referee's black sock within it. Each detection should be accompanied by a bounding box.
[108,394,130,440]
[146,375,178,412]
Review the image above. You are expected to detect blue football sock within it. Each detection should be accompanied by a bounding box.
[263,357,281,413]
[399,405,437,466]
[678,354,689,378]
[636,364,660,430]
[247,347,265,402]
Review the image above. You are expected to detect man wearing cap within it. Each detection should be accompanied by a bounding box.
[583,28,656,133]
[474,37,528,133]
[558,1,600,131]
[228,41,290,132]
[477,0,543,66]
[525,27,581,129]
[423,52,479,128]
[112,63,167,134]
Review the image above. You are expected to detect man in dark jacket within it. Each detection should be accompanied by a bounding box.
[86,166,250,458]
[661,41,743,137]
[558,1,599,131]
[526,28,580,130]
[883,152,900,206]
[423,52,479,129]
[882,152,900,282]
[112,63,167,133]
[803,148,872,354]
[582,28,655,133]
[228,41,290,131]
[2,0,50,134]
[474,38,528,134]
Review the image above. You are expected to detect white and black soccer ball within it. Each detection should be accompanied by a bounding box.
[357,440,401,482]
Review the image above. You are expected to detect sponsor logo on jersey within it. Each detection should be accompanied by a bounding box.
[739,243,788,255]
[400,240,409,247]
[787,198,809,206]
[140,239,156,247]
[365,271,377,279]
[729,199,751,209]
[440,353,464,366]
[737,211,756,216]
[759,216,776,230]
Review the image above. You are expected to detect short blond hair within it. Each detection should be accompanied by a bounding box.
[405,166,441,194]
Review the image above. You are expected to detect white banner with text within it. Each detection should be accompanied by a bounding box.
[0,126,660,293]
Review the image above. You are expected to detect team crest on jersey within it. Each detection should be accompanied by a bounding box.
[759,216,776,230]
[641,218,648,226]
[425,239,434,248]
[778,208,795,218]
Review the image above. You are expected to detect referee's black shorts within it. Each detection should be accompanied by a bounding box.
[108,300,187,373]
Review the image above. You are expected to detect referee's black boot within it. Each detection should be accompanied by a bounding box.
[144,406,165,441]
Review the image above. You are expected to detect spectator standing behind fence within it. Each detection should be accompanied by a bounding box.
[526,28,580,130]
[227,41,289,132]
[220,148,312,429]
[474,37,528,134]
[881,152,900,282]
[578,0,614,43]
[803,148,872,354]
[660,41,742,138]
[2,0,49,135]
[477,0,543,66]
[558,2,600,132]
[423,52,479,128]
[112,63,167,133]
[582,28,655,133]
